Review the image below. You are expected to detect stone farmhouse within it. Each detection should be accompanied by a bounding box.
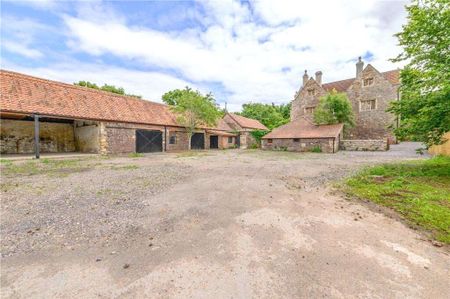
[262,57,400,152]
[0,70,266,156]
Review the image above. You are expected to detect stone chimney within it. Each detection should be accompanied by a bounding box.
[315,71,322,85]
[302,70,308,86]
[356,56,364,77]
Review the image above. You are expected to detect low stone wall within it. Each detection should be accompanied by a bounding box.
[340,139,388,151]
[261,138,336,153]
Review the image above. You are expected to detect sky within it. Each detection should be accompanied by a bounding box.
[1,0,408,112]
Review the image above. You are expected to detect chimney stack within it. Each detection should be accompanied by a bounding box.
[303,70,308,86]
[315,71,322,85]
[356,56,364,77]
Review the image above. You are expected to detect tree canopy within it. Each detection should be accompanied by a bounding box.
[313,90,355,129]
[238,102,291,130]
[162,87,222,149]
[74,81,142,98]
[389,0,450,147]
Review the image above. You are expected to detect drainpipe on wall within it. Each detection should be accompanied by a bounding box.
[34,114,40,159]
[332,137,335,153]
[164,126,167,152]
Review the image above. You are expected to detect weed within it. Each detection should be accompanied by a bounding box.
[342,156,450,244]
[129,153,144,158]
[311,146,322,153]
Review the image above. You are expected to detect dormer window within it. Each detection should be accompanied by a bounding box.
[360,99,376,111]
[307,88,316,96]
[363,78,374,86]
[304,106,316,114]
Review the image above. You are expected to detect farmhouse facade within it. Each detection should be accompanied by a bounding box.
[291,57,400,142]
[0,70,265,155]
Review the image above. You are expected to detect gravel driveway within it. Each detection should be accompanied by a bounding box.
[1,142,449,298]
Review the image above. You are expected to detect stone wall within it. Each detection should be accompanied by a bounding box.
[101,122,168,154]
[345,65,398,140]
[340,139,388,151]
[74,121,99,153]
[166,129,189,151]
[0,119,75,154]
[261,138,336,153]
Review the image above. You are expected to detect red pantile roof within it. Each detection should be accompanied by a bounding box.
[321,69,400,92]
[227,113,268,130]
[262,117,343,139]
[0,69,180,126]
[206,129,237,136]
[215,118,233,131]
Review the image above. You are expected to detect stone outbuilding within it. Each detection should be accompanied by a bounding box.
[0,70,237,156]
[261,117,343,153]
[222,113,268,149]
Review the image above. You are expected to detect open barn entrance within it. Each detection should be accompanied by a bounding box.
[0,112,100,158]
[209,135,219,149]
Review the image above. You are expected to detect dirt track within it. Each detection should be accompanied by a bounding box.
[1,143,449,298]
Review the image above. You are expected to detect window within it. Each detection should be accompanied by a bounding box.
[169,134,177,144]
[307,88,316,96]
[363,77,374,86]
[360,99,376,111]
[228,137,233,143]
[304,106,316,114]
[293,138,300,142]
[267,139,273,144]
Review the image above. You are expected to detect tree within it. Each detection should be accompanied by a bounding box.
[74,81,142,98]
[162,87,222,150]
[389,0,450,147]
[239,102,290,130]
[313,90,355,129]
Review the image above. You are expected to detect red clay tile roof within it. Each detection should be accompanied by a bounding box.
[321,69,400,92]
[227,113,268,130]
[0,69,180,127]
[215,118,233,131]
[262,117,343,139]
[206,129,237,136]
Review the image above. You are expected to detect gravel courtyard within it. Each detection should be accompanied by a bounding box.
[1,143,449,298]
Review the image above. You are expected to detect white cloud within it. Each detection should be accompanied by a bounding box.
[3,0,408,111]
[1,60,198,103]
[1,40,43,58]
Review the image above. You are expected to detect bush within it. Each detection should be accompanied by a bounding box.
[249,143,259,149]
[311,146,322,153]
[250,130,270,144]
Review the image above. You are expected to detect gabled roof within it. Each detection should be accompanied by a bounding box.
[227,113,268,130]
[262,117,343,139]
[321,69,400,92]
[0,70,180,127]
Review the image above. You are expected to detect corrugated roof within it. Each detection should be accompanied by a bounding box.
[262,117,343,139]
[227,113,268,130]
[321,69,400,92]
[0,69,180,126]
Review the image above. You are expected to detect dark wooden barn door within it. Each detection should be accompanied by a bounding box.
[136,130,162,153]
[191,133,205,149]
[210,135,219,149]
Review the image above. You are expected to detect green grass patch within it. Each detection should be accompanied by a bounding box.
[176,151,210,158]
[343,156,450,244]
[128,153,144,158]
[0,158,98,177]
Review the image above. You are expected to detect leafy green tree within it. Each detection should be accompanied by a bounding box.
[390,0,450,147]
[239,102,290,130]
[313,90,355,129]
[162,87,222,150]
[74,81,142,98]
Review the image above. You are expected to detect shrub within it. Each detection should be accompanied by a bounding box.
[311,145,322,153]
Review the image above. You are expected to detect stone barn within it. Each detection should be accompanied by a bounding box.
[222,113,268,149]
[261,117,343,153]
[0,70,236,156]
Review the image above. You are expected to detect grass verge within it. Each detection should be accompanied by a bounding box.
[342,156,450,244]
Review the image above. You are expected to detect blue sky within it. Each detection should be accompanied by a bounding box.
[1,0,407,111]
